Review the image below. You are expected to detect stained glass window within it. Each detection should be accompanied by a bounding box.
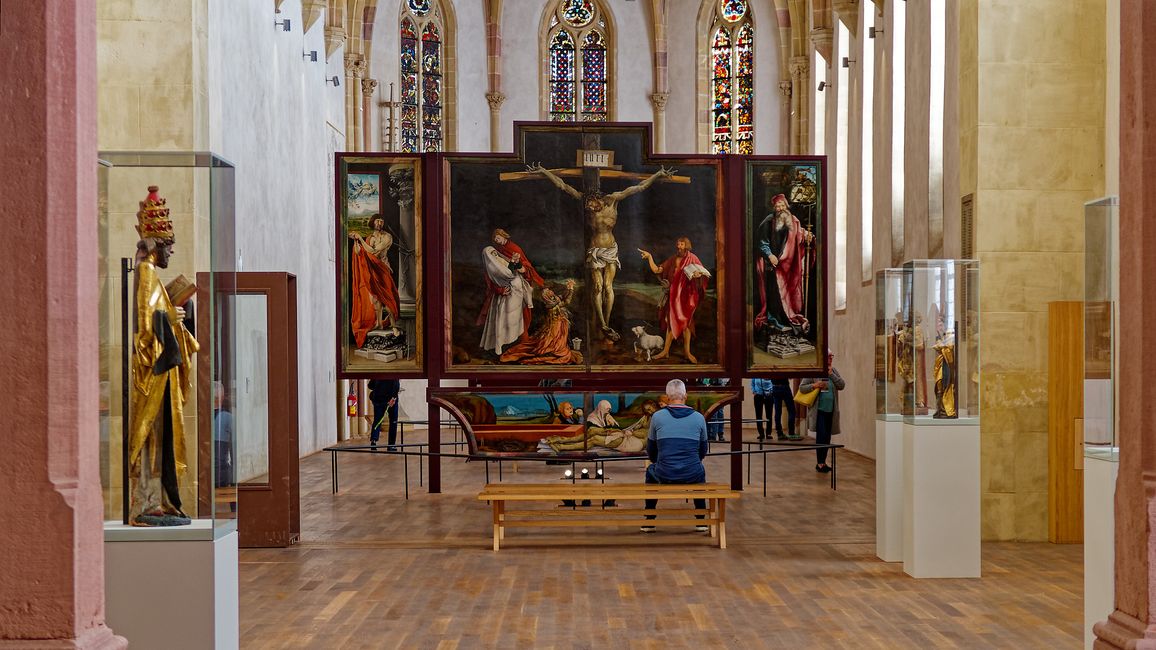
[546,1,611,122]
[550,31,576,121]
[581,31,607,121]
[408,0,431,17]
[399,3,443,152]
[561,0,595,28]
[720,0,747,23]
[709,7,753,153]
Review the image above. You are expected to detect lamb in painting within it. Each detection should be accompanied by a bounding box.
[632,325,665,362]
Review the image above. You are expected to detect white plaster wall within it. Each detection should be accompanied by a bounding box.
[828,16,875,460]
[666,4,698,154]
[369,0,489,152]
[749,0,782,154]
[498,3,542,152]
[612,1,653,123]
[455,0,489,152]
[207,0,344,456]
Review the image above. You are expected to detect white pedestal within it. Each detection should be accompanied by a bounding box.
[903,421,981,578]
[1084,454,1118,649]
[876,417,904,562]
[105,522,239,650]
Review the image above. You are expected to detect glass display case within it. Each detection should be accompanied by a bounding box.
[899,259,980,424]
[875,268,907,419]
[1084,197,1117,461]
[98,152,237,538]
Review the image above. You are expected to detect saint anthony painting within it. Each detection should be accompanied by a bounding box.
[746,159,826,373]
[446,125,723,374]
[336,156,423,376]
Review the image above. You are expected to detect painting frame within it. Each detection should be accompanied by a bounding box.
[441,122,728,379]
[744,156,829,376]
[335,153,424,378]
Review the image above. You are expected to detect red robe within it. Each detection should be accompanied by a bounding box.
[475,240,545,337]
[351,242,400,348]
[657,252,708,340]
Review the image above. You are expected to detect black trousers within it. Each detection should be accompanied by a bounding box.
[643,465,706,519]
[752,394,768,437]
[815,409,834,464]
[371,400,399,445]
[771,387,796,437]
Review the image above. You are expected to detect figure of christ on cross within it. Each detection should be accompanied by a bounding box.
[518,162,679,342]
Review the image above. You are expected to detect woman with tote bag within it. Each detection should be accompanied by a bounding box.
[797,353,846,473]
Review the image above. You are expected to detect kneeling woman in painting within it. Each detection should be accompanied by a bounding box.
[798,353,846,473]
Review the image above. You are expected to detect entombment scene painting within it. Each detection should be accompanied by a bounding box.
[431,390,736,459]
[337,156,422,375]
[746,159,826,373]
[446,126,724,374]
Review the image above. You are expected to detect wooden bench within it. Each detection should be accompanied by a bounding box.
[477,483,740,550]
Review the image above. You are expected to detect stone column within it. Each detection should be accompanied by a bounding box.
[650,93,670,153]
[387,164,417,308]
[779,79,793,154]
[1094,1,1156,647]
[361,78,378,152]
[0,1,126,647]
[789,56,810,155]
[324,24,346,60]
[344,54,366,151]
[485,92,505,153]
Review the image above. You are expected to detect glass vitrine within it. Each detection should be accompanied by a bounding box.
[1084,197,1117,461]
[875,268,907,419]
[98,152,237,538]
[899,259,980,424]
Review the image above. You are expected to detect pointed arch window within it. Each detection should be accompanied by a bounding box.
[709,0,753,153]
[400,0,444,152]
[547,0,612,121]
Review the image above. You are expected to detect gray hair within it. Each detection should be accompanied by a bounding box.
[665,379,687,401]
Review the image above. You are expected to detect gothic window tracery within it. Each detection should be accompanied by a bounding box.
[709,0,753,154]
[547,0,611,121]
[400,1,444,152]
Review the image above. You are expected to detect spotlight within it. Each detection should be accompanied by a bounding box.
[818,81,827,92]
[275,18,291,32]
[580,468,590,479]
[596,468,604,477]
[563,469,573,478]
[304,50,319,62]
[326,75,341,87]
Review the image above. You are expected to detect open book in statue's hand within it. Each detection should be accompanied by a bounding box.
[682,263,711,280]
[165,274,196,306]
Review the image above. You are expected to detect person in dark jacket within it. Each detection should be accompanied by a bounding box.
[641,379,710,533]
[367,379,400,450]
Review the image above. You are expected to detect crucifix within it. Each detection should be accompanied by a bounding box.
[499,134,690,341]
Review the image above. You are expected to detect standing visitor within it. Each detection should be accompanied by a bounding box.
[798,353,845,473]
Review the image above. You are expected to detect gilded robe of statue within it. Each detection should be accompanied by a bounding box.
[128,255,199,525]
[932,335,957,419]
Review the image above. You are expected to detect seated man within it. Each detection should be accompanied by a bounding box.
[641,379,709,533]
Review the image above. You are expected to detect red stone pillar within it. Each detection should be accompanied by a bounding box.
[1094,2,1156,648]
[0,1,126,647]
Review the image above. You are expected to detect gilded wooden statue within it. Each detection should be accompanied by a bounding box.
[128,186,200,526]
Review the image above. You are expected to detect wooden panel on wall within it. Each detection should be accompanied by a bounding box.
[1047,301,1083,543]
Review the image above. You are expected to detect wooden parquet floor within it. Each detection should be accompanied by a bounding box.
[240,432,1082,649]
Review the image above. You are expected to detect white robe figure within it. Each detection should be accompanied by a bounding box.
[479,245,533,355]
